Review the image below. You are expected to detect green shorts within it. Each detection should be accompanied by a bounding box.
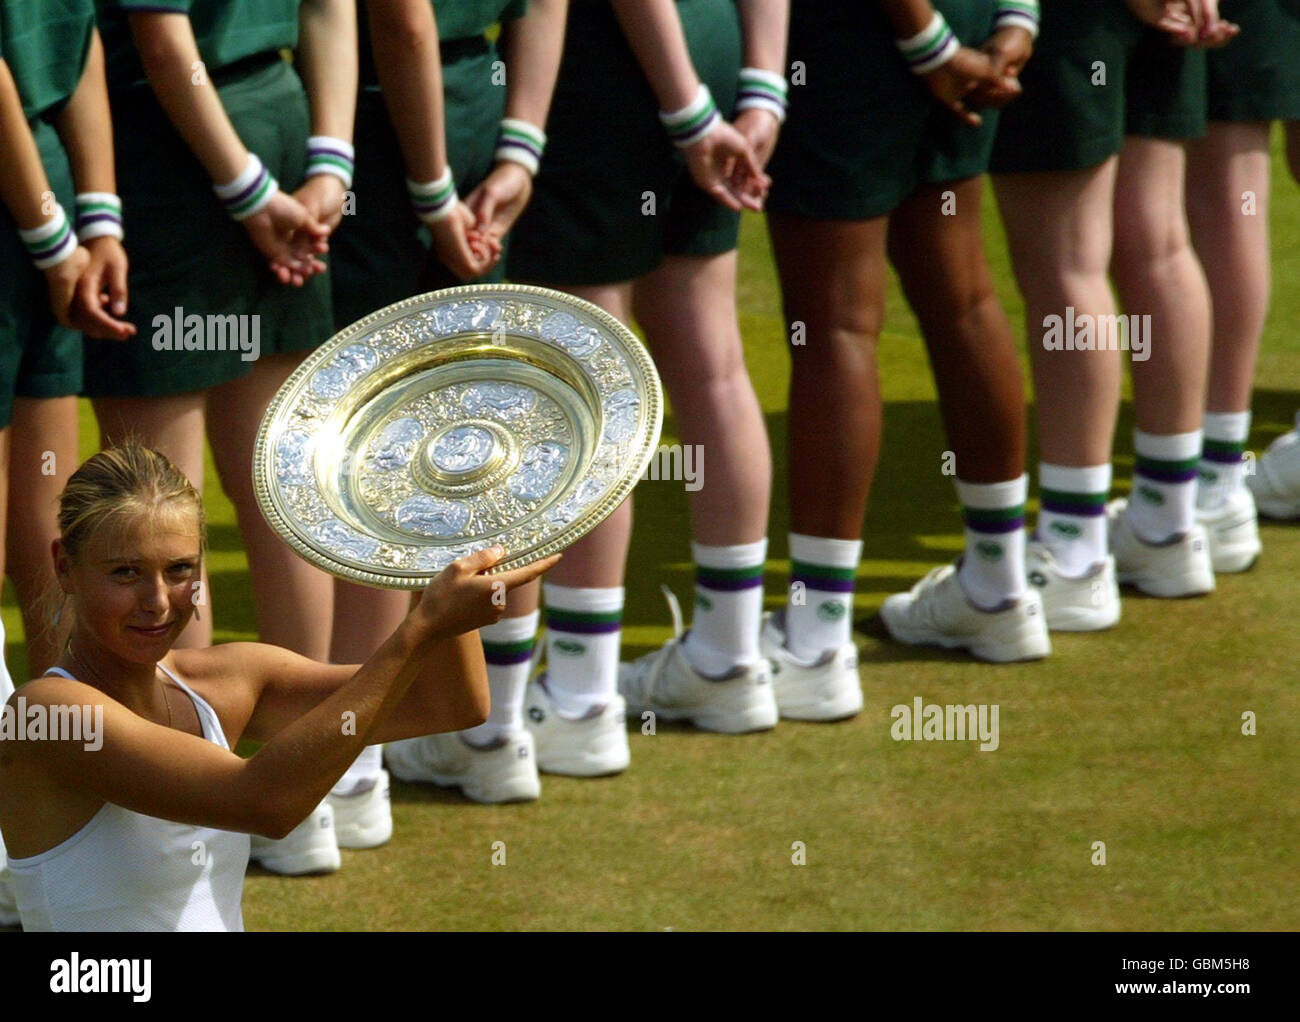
[83,56,332,398]
[990,0,1207,175]
[331,38,507,332]
[506,0,742,287]
[767,0,1001,220]
[1207,0,1300,122]
[0,118,82,428]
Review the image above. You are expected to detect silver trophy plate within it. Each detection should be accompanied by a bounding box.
[253,284,663,588]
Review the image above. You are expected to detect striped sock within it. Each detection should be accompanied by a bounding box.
[1198,411,1251,510]
[786,533,861,662]
[956,475,1028,610]
[464,610,540,744]
[682,539,767,675]
[1038,462,1111,577]
[543,584,622,717]
[1127,429,1202,543]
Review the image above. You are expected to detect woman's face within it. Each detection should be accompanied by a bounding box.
[61,508,203,665]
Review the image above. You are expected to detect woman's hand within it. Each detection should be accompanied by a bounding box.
[242,190,330,286]
[410,546,561,643]
[42,245,90,328]
[732,108,782,171]
[292,174,348,235]
[683,120,770,212]
[970,25,1033,108]
[464,161,534,242]
[71,236,135,341]
[923,46,1019,126]
[428,201,501,281]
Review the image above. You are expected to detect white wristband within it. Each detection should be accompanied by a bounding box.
[75,192,125,242]
[494,118,547,176]
[659,83,721,148]
[408,167,458,224]
[735,67,788,124]
[19,203,79,269]
[306,136,355,189]
[214,152,279,221]
[896,11,960,76]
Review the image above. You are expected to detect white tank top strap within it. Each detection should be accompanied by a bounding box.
[43,662,231,751]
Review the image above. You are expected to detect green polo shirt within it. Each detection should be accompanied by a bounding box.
[1,0,95,120]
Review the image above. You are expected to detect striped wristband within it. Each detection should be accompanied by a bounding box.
[995,0,1040,39]
[19,203,78,269]
[494,119,547,176]
[735,67,788,123]
[214,153,279,220]
[896,11,960,75]
[305,136,355,188]
[407,168,457,224]
[659,83,720,149]
[75,192,124,242]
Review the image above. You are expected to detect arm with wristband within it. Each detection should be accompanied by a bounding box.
[50,28,135,341]
[366,0,496,281]
[878,0,1018,126]
[971,1,1038,108]
[124,10,328,287]
[608,0,767,212]
[294,0,357,235]
[0,55,89,329]
[463,0,568,245]
[733,0,790,171]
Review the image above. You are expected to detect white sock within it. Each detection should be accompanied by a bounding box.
[1198,411,1251,509]
[786,533,861,661]
[956,475,1028,609]
[1128,428,1201,543]
[682,539,766,675]
[332,744,384,797]
[1038,462,1111,577]
[543,583,622,718]
[464,610,539,745]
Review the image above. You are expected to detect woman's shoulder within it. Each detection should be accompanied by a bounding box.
[166,643,271,733]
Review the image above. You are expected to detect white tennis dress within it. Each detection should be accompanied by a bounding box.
[6,663,251,931]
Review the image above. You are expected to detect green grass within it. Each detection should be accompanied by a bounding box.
[8,131,1300,930]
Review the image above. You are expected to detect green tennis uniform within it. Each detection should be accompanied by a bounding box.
[990,0,1207,175]
[0,1,93,428]
[767,0,1002,220]
[330,0,526,332]
[507,0,742,288]
[1206,0,1300,122]
[83,0,331,398]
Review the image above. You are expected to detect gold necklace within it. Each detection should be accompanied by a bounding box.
[65,641,174,730]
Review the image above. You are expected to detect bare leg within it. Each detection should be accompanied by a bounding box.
[1113,136,1211,434]
[766,212,888,539]
[207,354,333,659]
[995,161,1122,467]
[887,177,1026,482]
[1186,121,1272,415]
[93,393,211,647]
[631,251,770,545]
[7,396,78,674]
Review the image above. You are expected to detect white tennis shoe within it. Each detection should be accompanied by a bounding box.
[523,676,630,776]
[619,634,778,734]
[1196,487,1261,574]
[880,561,1050,662]
[250,800,342,876]
[1025,541,1121,632]
[385,730,540,804]
[1248,412,1300,519]
[326,769,393,849]
[759,611,862,721]
[1108,499,1215,597]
